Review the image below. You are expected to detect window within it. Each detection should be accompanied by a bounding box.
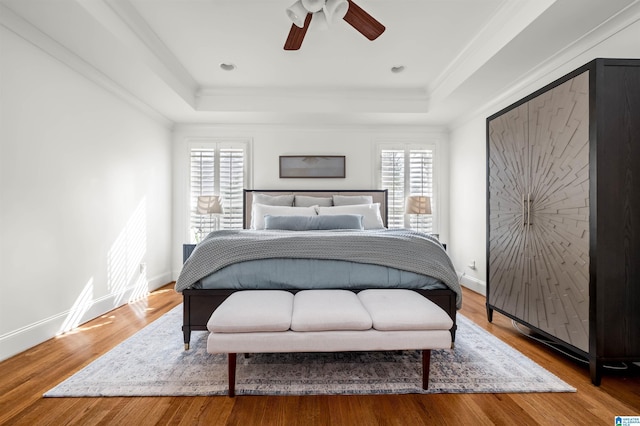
[378,144,436,232]
[189,141,250,241]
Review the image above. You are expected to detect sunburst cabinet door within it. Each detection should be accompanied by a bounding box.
[488,71,590,352]
[488,103,529,320]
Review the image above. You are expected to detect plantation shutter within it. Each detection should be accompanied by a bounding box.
[190,144,247,240]
[190,148,216,237]
[380,145,435,232]
[218,148,245,229]
[380,149,405,228]
[408,149,433,232]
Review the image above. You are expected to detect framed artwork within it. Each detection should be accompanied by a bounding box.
[279,155,346,178]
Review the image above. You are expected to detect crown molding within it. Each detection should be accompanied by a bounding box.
[171,120,448,135]
[0,3,173,128]
[429,0,557,107]
[196,86,430,114]
[83,0,198,108]
[450,0,640,131]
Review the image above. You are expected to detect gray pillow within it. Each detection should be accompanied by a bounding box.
[253,193,294,206]
[332,195,373,206]
[264,214,365,231]
[294,195,333,207]
[317,204,385,229]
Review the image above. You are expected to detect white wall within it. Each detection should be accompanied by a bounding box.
[171,124,450,277]
[448,17,640,296]
[449,117,487,294]
[0,27,173,361]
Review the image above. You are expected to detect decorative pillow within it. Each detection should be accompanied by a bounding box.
[317,203,385,229]
[251,204,317,230]
[264,214,364,231]
[294,195,333,207]
[252,193,294,206]
[332,195,373,206]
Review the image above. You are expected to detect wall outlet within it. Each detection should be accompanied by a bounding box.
[139,263,146,274]
[467,260,476,270]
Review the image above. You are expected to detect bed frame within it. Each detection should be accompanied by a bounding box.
[181,189,458,349]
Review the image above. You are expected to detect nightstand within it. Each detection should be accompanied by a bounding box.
[183,244,196,263]
[429,234,446,250]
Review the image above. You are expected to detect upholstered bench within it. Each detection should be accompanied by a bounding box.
[207,289,453,397]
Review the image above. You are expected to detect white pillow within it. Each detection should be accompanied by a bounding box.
[294,195,333,207]
[332,195,373,206]
[317,203,385,229]
[253,193,294,206]
[251,204,317,230]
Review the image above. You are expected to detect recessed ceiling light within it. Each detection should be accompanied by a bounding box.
[220,63,236,71]
[391,65,405,74]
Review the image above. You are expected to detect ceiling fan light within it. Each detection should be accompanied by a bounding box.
[323,0,348,24]
[286,0,309,28]
[313,10,330,30]
[301,0,324,13]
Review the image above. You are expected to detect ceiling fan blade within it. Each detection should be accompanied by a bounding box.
[284,13,312,50]
[343,0,385,41]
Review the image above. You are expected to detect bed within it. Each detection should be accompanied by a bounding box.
[176,189,461,349]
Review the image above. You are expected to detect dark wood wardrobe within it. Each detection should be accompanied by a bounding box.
[486,58,640,385]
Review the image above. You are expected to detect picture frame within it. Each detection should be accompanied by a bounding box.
[279,155,346,178]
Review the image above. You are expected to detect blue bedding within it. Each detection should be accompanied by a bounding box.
[196,258,447,290]
[176,229,461,308]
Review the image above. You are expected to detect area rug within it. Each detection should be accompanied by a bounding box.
[44,306,575,397]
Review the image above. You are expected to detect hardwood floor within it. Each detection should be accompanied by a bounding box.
[1,284,638,425]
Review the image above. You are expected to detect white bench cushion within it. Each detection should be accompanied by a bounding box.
[291,290,372,331]
[358,289,453,331]
[207,329,452,353]
[208,290,294,333]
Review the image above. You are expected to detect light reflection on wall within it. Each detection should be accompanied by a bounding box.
[107,198,148,307]
[56,198,150,335]
[58,277,94,334]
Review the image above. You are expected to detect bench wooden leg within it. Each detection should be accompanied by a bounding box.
[228,353,237,397]
[422,349,431,390]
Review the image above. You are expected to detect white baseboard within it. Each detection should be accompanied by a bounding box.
[0,272,173,363]
[149,272,173,292]
[458,272,486,296]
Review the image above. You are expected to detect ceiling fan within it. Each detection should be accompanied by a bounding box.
[284,0,385,50]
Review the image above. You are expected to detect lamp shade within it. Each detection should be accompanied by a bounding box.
[301,0,324,13]
[313,9,330,30]
[196,195,224,215]
[286,0,309,28]
[323,0,348,23]
[405,196,432,215]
